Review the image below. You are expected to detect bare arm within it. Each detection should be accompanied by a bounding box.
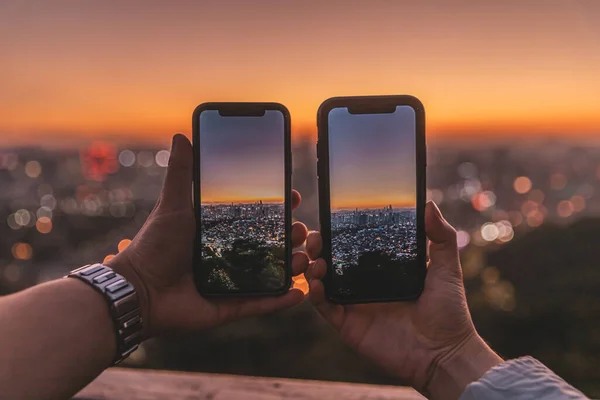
[0,278,115,400]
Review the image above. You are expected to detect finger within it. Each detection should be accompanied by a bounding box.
[425,201,460,273]
[310,258,327,280]
[291,221,308,248]
[292,251,309,276]
[308,279,344,330]
[160,134,193,211]
[230,288,304,320]
[292,190,301,210]
[306,231,322,261]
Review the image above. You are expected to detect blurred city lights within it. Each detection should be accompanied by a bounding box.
[40,194,57,210]
[6,213,20,230]
[0,153,18,170]
[2,264,22,284]
[14,209,31,227]
[119,150,136,167]
[155,150,170,167]
[481,266,500,284]
[577,183,594,199]
[550,173,567,190]
[571,195,586,212]
[513,176,532,194]
[36,206,53,220]
[528,189,545,204]
[456,230,471,249]
[496,220,514,242]
[118,239,132,252]
[526,211,544,227]
[557,200,574,218]
[81,142,119,181]
[36,183,53,198]
[104,254,115,263]
[36,217,53,234]
[24,160,42,178]
[508,211,523,227]
[137,151,154,167]
[12,242,33,260]
[472,190,496,212]
[481,223,499,241]
[521,200,538,217]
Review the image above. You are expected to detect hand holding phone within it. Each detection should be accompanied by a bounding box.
[107,134,309,339]
[307,202,500,397]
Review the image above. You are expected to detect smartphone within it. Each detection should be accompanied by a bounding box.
[317,95,427,303]
[192,102,292,296]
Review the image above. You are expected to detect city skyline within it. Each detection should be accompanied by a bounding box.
[2,1,600,146]
[329,106,417,210]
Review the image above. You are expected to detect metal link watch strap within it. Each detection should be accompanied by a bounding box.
[66,264,143,364]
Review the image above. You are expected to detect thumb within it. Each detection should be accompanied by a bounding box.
[425,201,460,274]
[160,134,193,211]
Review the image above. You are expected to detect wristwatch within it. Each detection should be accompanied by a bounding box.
[66,264,143,364]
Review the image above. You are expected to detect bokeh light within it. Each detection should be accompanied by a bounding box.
[36,217,53,234]
[137,151,154,167]
[456,230,471,249]
[513,176,532,194]
[118,239,132,252]
[36,206,53,220]
[104,254,115,263]
[528,189,545,204]
[119,150,136,167]
[155,150,170,167]
[481,223,499,242]
[571,195,586,212]
[14,209,32,227]
[12,242,33,260]
[24,160,42,178]
[292,274,309,294]
[526,211,544,227]
[557,200,574,218]
[40,194,57,210]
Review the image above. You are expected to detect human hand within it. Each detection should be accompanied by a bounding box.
[307,202,502,399]
[107,134,309,338]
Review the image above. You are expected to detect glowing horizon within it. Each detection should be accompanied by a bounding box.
[2,1,600,147]
[201,198,284,205]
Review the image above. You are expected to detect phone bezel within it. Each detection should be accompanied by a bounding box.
[192,102,293,297]
[316,95,427,304]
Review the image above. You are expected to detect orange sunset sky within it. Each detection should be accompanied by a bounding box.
[1,0,600,147]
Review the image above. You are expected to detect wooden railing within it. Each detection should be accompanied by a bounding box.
[75,368,424,399]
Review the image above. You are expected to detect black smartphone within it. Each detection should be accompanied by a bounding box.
[192,102,292,296]
[317,95,427,304]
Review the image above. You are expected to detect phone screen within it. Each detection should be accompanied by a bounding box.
[198,109,288,294]
[326,105,423,300]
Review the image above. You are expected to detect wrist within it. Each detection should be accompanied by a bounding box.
[425,334,503,400]
[105,254,152,340]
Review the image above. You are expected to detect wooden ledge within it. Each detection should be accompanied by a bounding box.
[75,368,424,399]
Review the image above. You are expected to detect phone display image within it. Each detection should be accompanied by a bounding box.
[322,101,425,301]
[196,107,289,295]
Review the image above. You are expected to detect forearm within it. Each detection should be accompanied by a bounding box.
[0,278,116,400]
[426,335,503,400]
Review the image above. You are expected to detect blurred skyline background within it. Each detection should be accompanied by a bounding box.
[2,0,600,397]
